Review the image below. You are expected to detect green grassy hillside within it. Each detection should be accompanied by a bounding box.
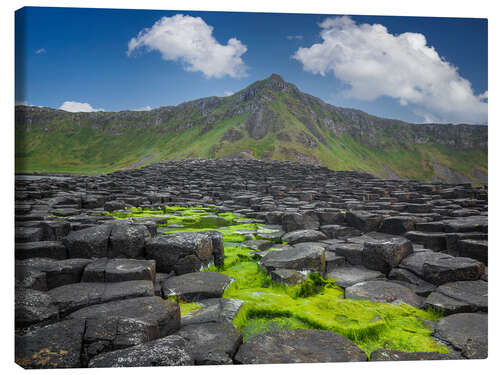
[15,74,487,183]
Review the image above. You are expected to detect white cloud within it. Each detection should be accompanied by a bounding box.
[287,35,303,40]
[35,48,46,55]
[59,101,104,112]
[293,16,487,124]
[127,14,248,79]
[223,91,234,96]
[131,106,152,111]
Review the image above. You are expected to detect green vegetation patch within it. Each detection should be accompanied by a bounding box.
[111,205,448,356]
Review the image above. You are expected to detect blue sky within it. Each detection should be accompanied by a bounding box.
[15,7,487,124]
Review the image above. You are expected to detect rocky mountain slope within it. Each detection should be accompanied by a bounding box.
[15,74,487,183]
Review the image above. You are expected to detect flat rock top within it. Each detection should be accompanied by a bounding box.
[162,272,233,301]
[326,266,385,288]
[434,313,487,359]
[345,280,422,308]
[234,329,367,364]
[88,335,194,367]
[68,295,178,322]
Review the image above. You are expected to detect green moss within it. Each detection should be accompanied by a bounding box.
[107,205,448,355]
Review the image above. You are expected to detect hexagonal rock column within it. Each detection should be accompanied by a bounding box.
[344,280,423,308]
[433,313,487,359]
[234,330,367,364]
[145,232,216,274]
[362,235,413,274]
[68,296,180,360]
[177,322,243,365]
[15,319,86,369]
[88,335,194,367]
[62,223,151,259]
[81,258,156,283]
[259,243,325,273]
[162,272,233,302]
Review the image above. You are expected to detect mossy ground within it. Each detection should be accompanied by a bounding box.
[114,205,448,357]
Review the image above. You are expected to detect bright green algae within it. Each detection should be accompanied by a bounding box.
[110,205,448,357]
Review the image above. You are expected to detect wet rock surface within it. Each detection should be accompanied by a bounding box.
[14,159,488,367]
[234,329,368,363]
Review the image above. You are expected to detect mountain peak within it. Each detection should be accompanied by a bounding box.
[267,73,285,82]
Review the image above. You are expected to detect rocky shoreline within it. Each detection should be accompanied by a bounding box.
[15,159,488,368]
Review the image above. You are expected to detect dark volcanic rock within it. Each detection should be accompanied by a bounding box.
[270,268,306,285]
[345,280,422,307]
[88,335,194,367]
[63,224,112,258]
[326,265,385,288]
[345,211,383,232]
[424,280,487,314]
[15,241,67,260]
[282,212,319,232]
[69,296,180,350]
[145,232,214,274]
[260,242,325,272]
[108,223,151,258]
[16,257,92,289]
[82,258,156,283]
[378,216,416,235]
[434,313,487,359]
[48,280,155,316]
[162,272,233,301]
[369,349,459,361]
[457,239,488,264]
[362,235,413,274]
[282,229,327,244]
[15,319,86,368]
[177,322,242,364]
[422,256,484,285]
[234,329,367,364]
[15,287,58,327]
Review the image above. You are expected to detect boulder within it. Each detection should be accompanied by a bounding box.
[457,239,488,264]
[145,232,214,274]
[434,313,487,359]
[405,231,447,251]
[345,280,422,307]
[335,243,364,265]
[234,329,367,364]
[15,241,67,260]
[48,280,155,316]
[424,280,487,314]
[282,212,320,232]
[69,296,180,354]
[162,272,233,301]
[197,230,225,267]
[88,335,194,367]
[40,220,71,240]
[82,258,156,283]
[63,225,112,258]
[260,243,325,273]
[270,269,306,285]
[326,266,385,288]
[362,235,413,274]
[181,298,244,326]
[422,256,484,285]
[345,211,383,232]
[108,223,151,258]
[15,287,58,327]
[16,258,92,289]
[177,322,242,364]
[15,319,86,368]
[282,229,327,245]
[378,216,416,235]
